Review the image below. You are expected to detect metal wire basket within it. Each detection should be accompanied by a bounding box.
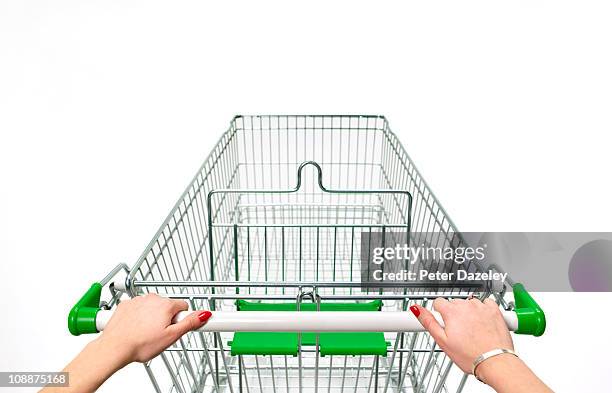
[69,115,545,393]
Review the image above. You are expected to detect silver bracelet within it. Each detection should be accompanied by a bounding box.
[472,348,518,383]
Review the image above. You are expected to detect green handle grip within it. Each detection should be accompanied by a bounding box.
[513,283,546,337]
[68,283,102,336]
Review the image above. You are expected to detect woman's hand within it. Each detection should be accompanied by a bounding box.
[411,298,553,393]
[99,293,212,365]
[41,293,211,393]
[410,298,512,373]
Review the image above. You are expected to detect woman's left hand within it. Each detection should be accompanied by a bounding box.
[40,294,211,393]
[99,293,212,365]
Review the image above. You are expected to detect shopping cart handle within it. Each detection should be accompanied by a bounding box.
[70,283,545,337]
[94,309,520,333]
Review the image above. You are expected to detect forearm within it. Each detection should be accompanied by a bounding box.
[40,338,129,393]
[477,354,553,393]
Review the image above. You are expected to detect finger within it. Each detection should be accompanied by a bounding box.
[483,298,498,308]
[410,305,447,345]
[169,299,189,314]
[432,297,453,314]
[167,311,212,339]
[483,298,501,313]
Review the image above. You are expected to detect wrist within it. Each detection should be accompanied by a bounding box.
[90,336,133,371]
[58,337,133,393]
[475,353,524,386]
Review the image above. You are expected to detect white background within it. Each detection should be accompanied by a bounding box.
[1,1,611,391]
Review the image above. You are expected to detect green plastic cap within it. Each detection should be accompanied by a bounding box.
[513,283,546,337]
[68,283,102,336]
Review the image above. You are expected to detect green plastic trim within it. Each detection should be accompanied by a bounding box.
[68,283,102,336]
[236,299,383,311]
[229,300,387,356]
[513,283,546,337]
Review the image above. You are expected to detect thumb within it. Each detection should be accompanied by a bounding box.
[410,305,447,345]
[167,310,212,338]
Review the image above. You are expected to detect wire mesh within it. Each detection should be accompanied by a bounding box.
[127,115,495,393]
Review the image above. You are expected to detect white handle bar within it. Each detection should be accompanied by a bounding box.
[96,310,519,332]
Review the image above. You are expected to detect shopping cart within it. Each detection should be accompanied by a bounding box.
[68,115,545,393]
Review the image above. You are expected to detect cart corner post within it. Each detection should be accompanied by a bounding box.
[68,282,102,336]
[513,283,546,337]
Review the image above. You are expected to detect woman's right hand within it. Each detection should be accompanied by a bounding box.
[411,298,553,393]
[410,298,513,374]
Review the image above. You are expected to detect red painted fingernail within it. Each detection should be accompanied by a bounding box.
[409,305,420,317]
[198,311,212,322]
